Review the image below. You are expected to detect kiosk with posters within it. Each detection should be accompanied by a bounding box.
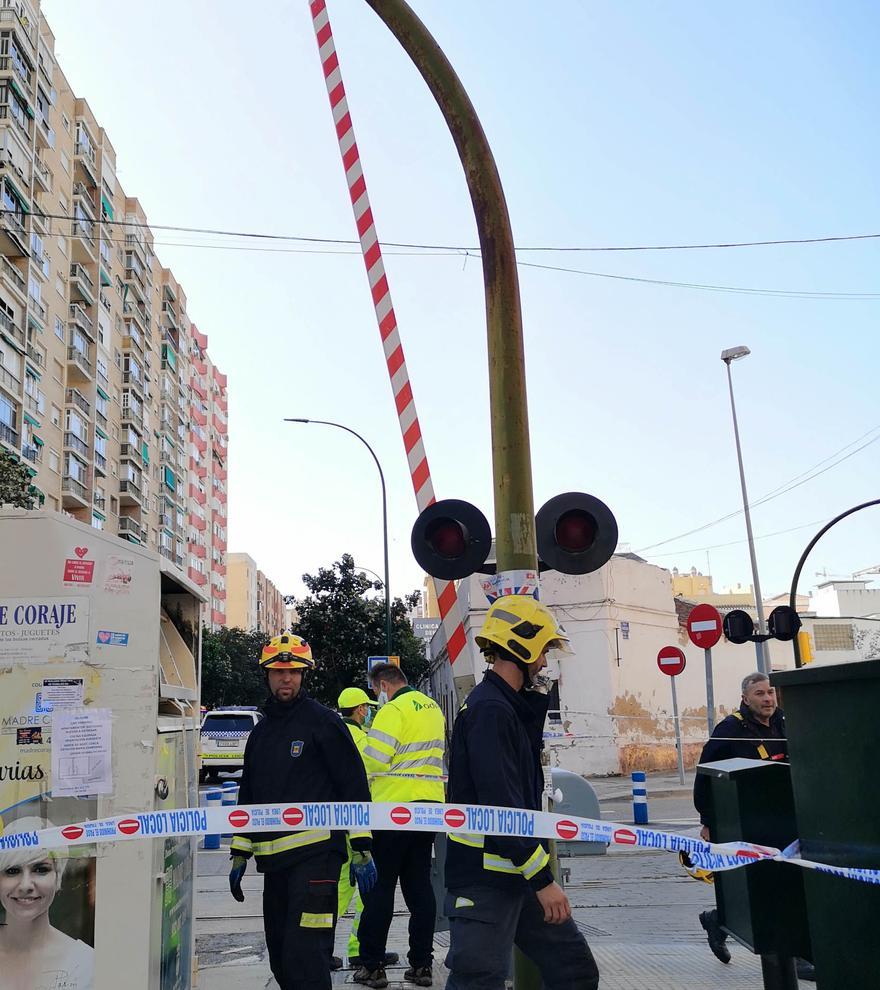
[0,508,204,990]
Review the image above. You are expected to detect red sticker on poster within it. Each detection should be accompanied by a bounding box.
[64,558,95,584]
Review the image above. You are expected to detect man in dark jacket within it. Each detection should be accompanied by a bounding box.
[444,595,600,990]
[227,635,378,990]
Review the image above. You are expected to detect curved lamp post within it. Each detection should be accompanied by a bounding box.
[286,418,392,656]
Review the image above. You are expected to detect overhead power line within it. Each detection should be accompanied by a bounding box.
[635,425,880,553]
[642,517,829,559]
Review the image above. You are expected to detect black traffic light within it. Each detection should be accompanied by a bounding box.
[535,492,618,575]
[768,605,802,642]
[723,609,755,644]
[410,498,492,581]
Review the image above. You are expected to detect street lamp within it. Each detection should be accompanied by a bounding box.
[285,418,392,657]
[720,346,768,673]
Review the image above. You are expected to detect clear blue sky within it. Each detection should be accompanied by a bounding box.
[42,0,879,601]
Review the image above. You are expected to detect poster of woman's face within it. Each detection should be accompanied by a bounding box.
[0,818,95,990]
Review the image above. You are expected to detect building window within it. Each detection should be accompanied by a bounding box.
[59,149,70,173]
[56,276,64,298]
[61,111,70,133]
[54,315,64,340]
[814,624,855,652]
[50,404,61,428]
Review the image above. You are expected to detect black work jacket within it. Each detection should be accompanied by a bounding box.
[693,704,787,825]
[445,671,554,892]
[234,691,371,872]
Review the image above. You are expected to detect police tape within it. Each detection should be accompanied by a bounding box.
[1,801,877,886]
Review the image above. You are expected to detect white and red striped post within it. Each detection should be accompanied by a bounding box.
[308,0,467,665]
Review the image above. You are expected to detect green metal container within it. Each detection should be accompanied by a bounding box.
[697,757,810,959]
[772,659,880,989]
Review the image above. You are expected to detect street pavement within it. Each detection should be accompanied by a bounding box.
[195,770,800,988]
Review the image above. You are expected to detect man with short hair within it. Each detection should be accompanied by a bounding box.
[693,671,813,981]
[354,663,446,989]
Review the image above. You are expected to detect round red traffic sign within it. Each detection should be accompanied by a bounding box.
[62,825,84,841]
[657,645,686,677]
[390,806,412,826]
[613,827,638,846]
[228,810,250,829]
[283,807,304,827]
[444,808,466,829]
[686,603,723,649]
[117,819,140,836]
[556,819,579,840]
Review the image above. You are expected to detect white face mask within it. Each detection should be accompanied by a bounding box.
[376,690,388,707]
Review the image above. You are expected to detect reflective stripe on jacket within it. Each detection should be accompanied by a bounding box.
[362,686,446,802]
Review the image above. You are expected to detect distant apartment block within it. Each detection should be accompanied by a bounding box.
[0,1,228,623]
[227,552,286,635]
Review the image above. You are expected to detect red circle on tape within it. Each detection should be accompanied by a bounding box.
[390,806,412,826]
[614,828,638,845]
[556,819,579,840]
[735,849,761,860]
[283,807,304,827]
[117,819,140,836]
[444,808,466,828]
[62,825,84,841]
[228,810,250,829]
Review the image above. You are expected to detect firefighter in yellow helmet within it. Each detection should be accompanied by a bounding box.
[331,688,399,973]
[227,636,377,990]
[444,596,600,990]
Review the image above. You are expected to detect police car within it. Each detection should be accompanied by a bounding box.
[199,707,262,782]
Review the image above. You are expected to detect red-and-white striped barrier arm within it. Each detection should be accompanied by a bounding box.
[308,0,467,663]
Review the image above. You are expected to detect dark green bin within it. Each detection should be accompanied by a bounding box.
[772,659,880,990]
[697,757,810,959]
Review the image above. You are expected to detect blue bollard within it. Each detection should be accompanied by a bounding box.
[204,789,222,849]
[221,780,239,839]
[631,770,649,824]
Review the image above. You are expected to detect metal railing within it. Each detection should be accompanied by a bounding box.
[93,494,106,510]
[3,210,25,238]
[68,303,94,337]
[118,515,144,538]
[0,308,24,346]
[61,475,88,502]
[0,362,20,395]
[29,296,47,323]
[67,346,93,377]
[22,444,39,463]
[0,420,19,447]
[1,255,26,293]
[33,156,50,187]
[65,388,91,417]
[75,140,96,166]
[71,220,96,250]
[23,392,39,416]
[26,342,44,368]
[64,432,90,459]
[119,478,142,500]
[69,263,95,294]
[94,450,106,473]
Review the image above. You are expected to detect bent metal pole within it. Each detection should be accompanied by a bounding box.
[360,0,538,576]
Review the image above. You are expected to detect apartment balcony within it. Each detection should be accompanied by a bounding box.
[65,388,91,418]
[118,515,146,543]
[0,10,37,51]
[188,567,208,587]
[191,405,207,427]
[93,493,106,512]
[74,141,98,188]
[122,371,144,399]
[123,322,143,355]
[1,255,27,303]
[22,443,40,464]
[162,302,178,329]
[191,514,206,532]
[93,450,107,476]
[28,295,47,325]
[212,412,227,433]
[213,586,227,602]
[35,113,54,152]
[70,220,97,264]
[121,403,144,432]
[69,264,95,305]
[68,303,95,340]
[190,376,206,400]
[25,339,44,371]
[211,608,226,627]
[189,483,206,505]
[61,475,90,510]
[63,432,91,461]
[31,204,48,237]
[72,182,96,221]
[0,211,28,257]
[189,542,206,559]
[119,478,143,506]
[66,346,93,382]
[33,155,51,193]
[192,357,207,376]
[124,233,147,267]
[0,360,20,399]
[119,442,141,462]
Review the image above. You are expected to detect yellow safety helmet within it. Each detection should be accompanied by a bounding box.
[338,687,378,709]
[476,595,572,665]
[678,850,714,884]
[260,634,315,670]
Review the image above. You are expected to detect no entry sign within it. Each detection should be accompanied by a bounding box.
[657,646,686,677]
[687,604,723,649]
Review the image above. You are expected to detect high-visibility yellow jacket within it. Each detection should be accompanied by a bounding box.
[362,686,446,802]
[343,717,369,757]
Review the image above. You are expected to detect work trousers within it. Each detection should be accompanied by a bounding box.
[262,851,343,990]
[444,883,600,990]
[358,830,436,969]
[337,842,363,958]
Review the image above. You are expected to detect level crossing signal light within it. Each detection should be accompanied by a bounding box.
[411,492,618,581]
[722,606,802,645]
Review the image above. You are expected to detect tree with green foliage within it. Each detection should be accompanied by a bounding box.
[0,449,39,509]
[201,626,269,708]
[291,553,428,708]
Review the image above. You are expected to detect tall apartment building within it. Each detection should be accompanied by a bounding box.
[0,1,228,624]
[227,552,286,635]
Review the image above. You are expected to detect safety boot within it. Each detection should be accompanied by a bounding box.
[699,910,731,964]
[404,964,433,986]
[353,964,388,989]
